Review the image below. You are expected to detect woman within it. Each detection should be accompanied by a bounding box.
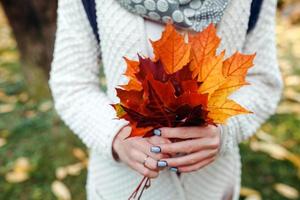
[49,0,283,199]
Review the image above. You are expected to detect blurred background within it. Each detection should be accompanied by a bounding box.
[0,0,299,200]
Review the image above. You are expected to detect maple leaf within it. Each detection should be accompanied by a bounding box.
[150,23,191,74]
[112,103,126,118]
[218,52,256,98]
[123,57,139,78]
[197,50,226,96]
[206,52,255,123]
[115,88,143,111]
[188,23,221,79]
[207,99,251,124]
[130,122,153,137]
[119,57,142,91]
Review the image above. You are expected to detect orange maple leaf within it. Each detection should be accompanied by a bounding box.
[197,50,226,96]
[130,122,153,137]
[120,57,142,91]
[188,23,221,79]
[150,23,191,74]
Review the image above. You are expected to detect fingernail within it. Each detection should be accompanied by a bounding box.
[153,129,161,136]
[157,160,168,167]
[150,146,161,153]
[169,167,178,172]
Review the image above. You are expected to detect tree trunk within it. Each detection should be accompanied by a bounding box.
[0,0,57,99]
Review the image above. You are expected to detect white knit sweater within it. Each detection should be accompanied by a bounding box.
[49,0,283,199]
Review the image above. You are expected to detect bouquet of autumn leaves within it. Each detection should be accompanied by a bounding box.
[113,23,254,137]
[112,23,255,199]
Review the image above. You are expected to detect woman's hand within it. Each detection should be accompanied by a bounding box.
[151,125,221,173]
[112,126,171,178]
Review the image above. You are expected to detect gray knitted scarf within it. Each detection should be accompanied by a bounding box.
[116,0,230,32]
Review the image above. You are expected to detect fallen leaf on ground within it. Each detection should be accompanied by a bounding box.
[0,91,17,103]
[0,104,15,113]
[274,183,299,199]
[5,157,31,183]
[284,88,300,103]
[250,141,300,171]
[65,163,85,176]
[240,187,262,200]
[255,131,275,143]
[56,167,68,180]
[72,148,87,161]
[286,153,300,171]
[56,163,85,180]
[245,195,262,200]
[0,51,19,62]
[0,138,6,147]
[5,171,29,183]
[38,101,53,112]
[250,141,289,160]
[13,157,31,172]
[276,102,300,115]
[51,180,71,200]
[285,75,300,86]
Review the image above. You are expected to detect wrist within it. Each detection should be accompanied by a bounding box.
[112,125,130,162]
[112,131,122,162]
[216,125,223,154]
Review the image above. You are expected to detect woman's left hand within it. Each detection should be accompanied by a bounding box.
[151,125,221,173]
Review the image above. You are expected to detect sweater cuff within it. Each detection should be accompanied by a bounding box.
[218,118,239,156]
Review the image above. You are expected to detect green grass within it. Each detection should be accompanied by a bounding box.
[0,72,87,200]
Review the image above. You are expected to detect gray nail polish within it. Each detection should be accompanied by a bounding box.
[153,129,161,136]
[169,167,178,172]
[150,146,161,153]
[157,160,168,167]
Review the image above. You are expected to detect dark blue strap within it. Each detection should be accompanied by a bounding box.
[247,0,264,34]
[82,0,264,43]
[82,0,100,43]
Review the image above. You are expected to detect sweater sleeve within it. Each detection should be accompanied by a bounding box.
[218,0,284,155]
[49,0,129,161]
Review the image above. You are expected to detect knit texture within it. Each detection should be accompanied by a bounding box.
[49,0,283,199]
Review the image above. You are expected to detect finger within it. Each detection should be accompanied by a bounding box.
[144,156,160,171]
[135,163,159,178]
[163,149,218,167]
[178,156,216,173]
[159,137,219,154]
[137,140,169,160]
[159,126,218,139]
[117,125,132,140]
[129,150,161,172]
[147,136,172,145]
[131,150,159,171]
[147,137,170,156]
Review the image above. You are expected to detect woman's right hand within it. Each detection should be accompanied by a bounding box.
[112,126,171,178]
